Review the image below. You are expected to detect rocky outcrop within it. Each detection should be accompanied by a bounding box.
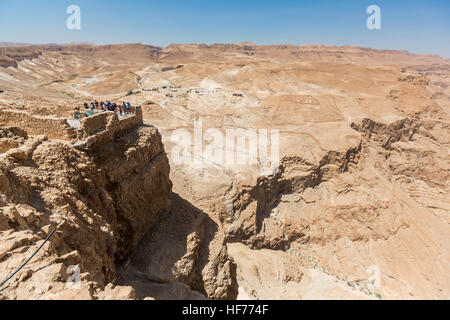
[0,118,172,299]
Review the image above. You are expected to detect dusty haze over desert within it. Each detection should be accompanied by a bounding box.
[0,40,449,300]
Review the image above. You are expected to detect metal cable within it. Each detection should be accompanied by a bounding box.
[0,227,57,288]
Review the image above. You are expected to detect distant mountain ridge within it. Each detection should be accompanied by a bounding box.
[0,42,32,47]
[0,41,97,47]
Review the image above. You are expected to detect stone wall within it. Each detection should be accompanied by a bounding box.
[0,109,73,140]
[0,106,143,148]
[75,106,143,150]
[76,111,113,140]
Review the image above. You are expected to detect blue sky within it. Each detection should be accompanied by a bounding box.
[0,0,449,57]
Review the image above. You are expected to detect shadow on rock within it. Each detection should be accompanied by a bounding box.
[116,192,238,300]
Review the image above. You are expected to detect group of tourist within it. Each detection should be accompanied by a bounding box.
[83,101,133,116]
[73,100,134,120]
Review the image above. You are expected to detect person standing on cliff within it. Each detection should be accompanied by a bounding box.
[122,101,128,115]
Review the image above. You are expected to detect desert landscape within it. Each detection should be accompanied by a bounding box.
[0,42,449,300]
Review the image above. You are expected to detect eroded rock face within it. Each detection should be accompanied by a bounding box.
[221,112,449,300]
[0,124,172,300]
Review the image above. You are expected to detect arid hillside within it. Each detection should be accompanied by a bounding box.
[0,43,449,300]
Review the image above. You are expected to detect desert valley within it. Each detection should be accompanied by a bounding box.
[0,42,449,300]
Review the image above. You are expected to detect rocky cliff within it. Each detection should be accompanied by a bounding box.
[0,111,172,299]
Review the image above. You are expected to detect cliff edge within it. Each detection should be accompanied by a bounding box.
[0,108,172,299]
